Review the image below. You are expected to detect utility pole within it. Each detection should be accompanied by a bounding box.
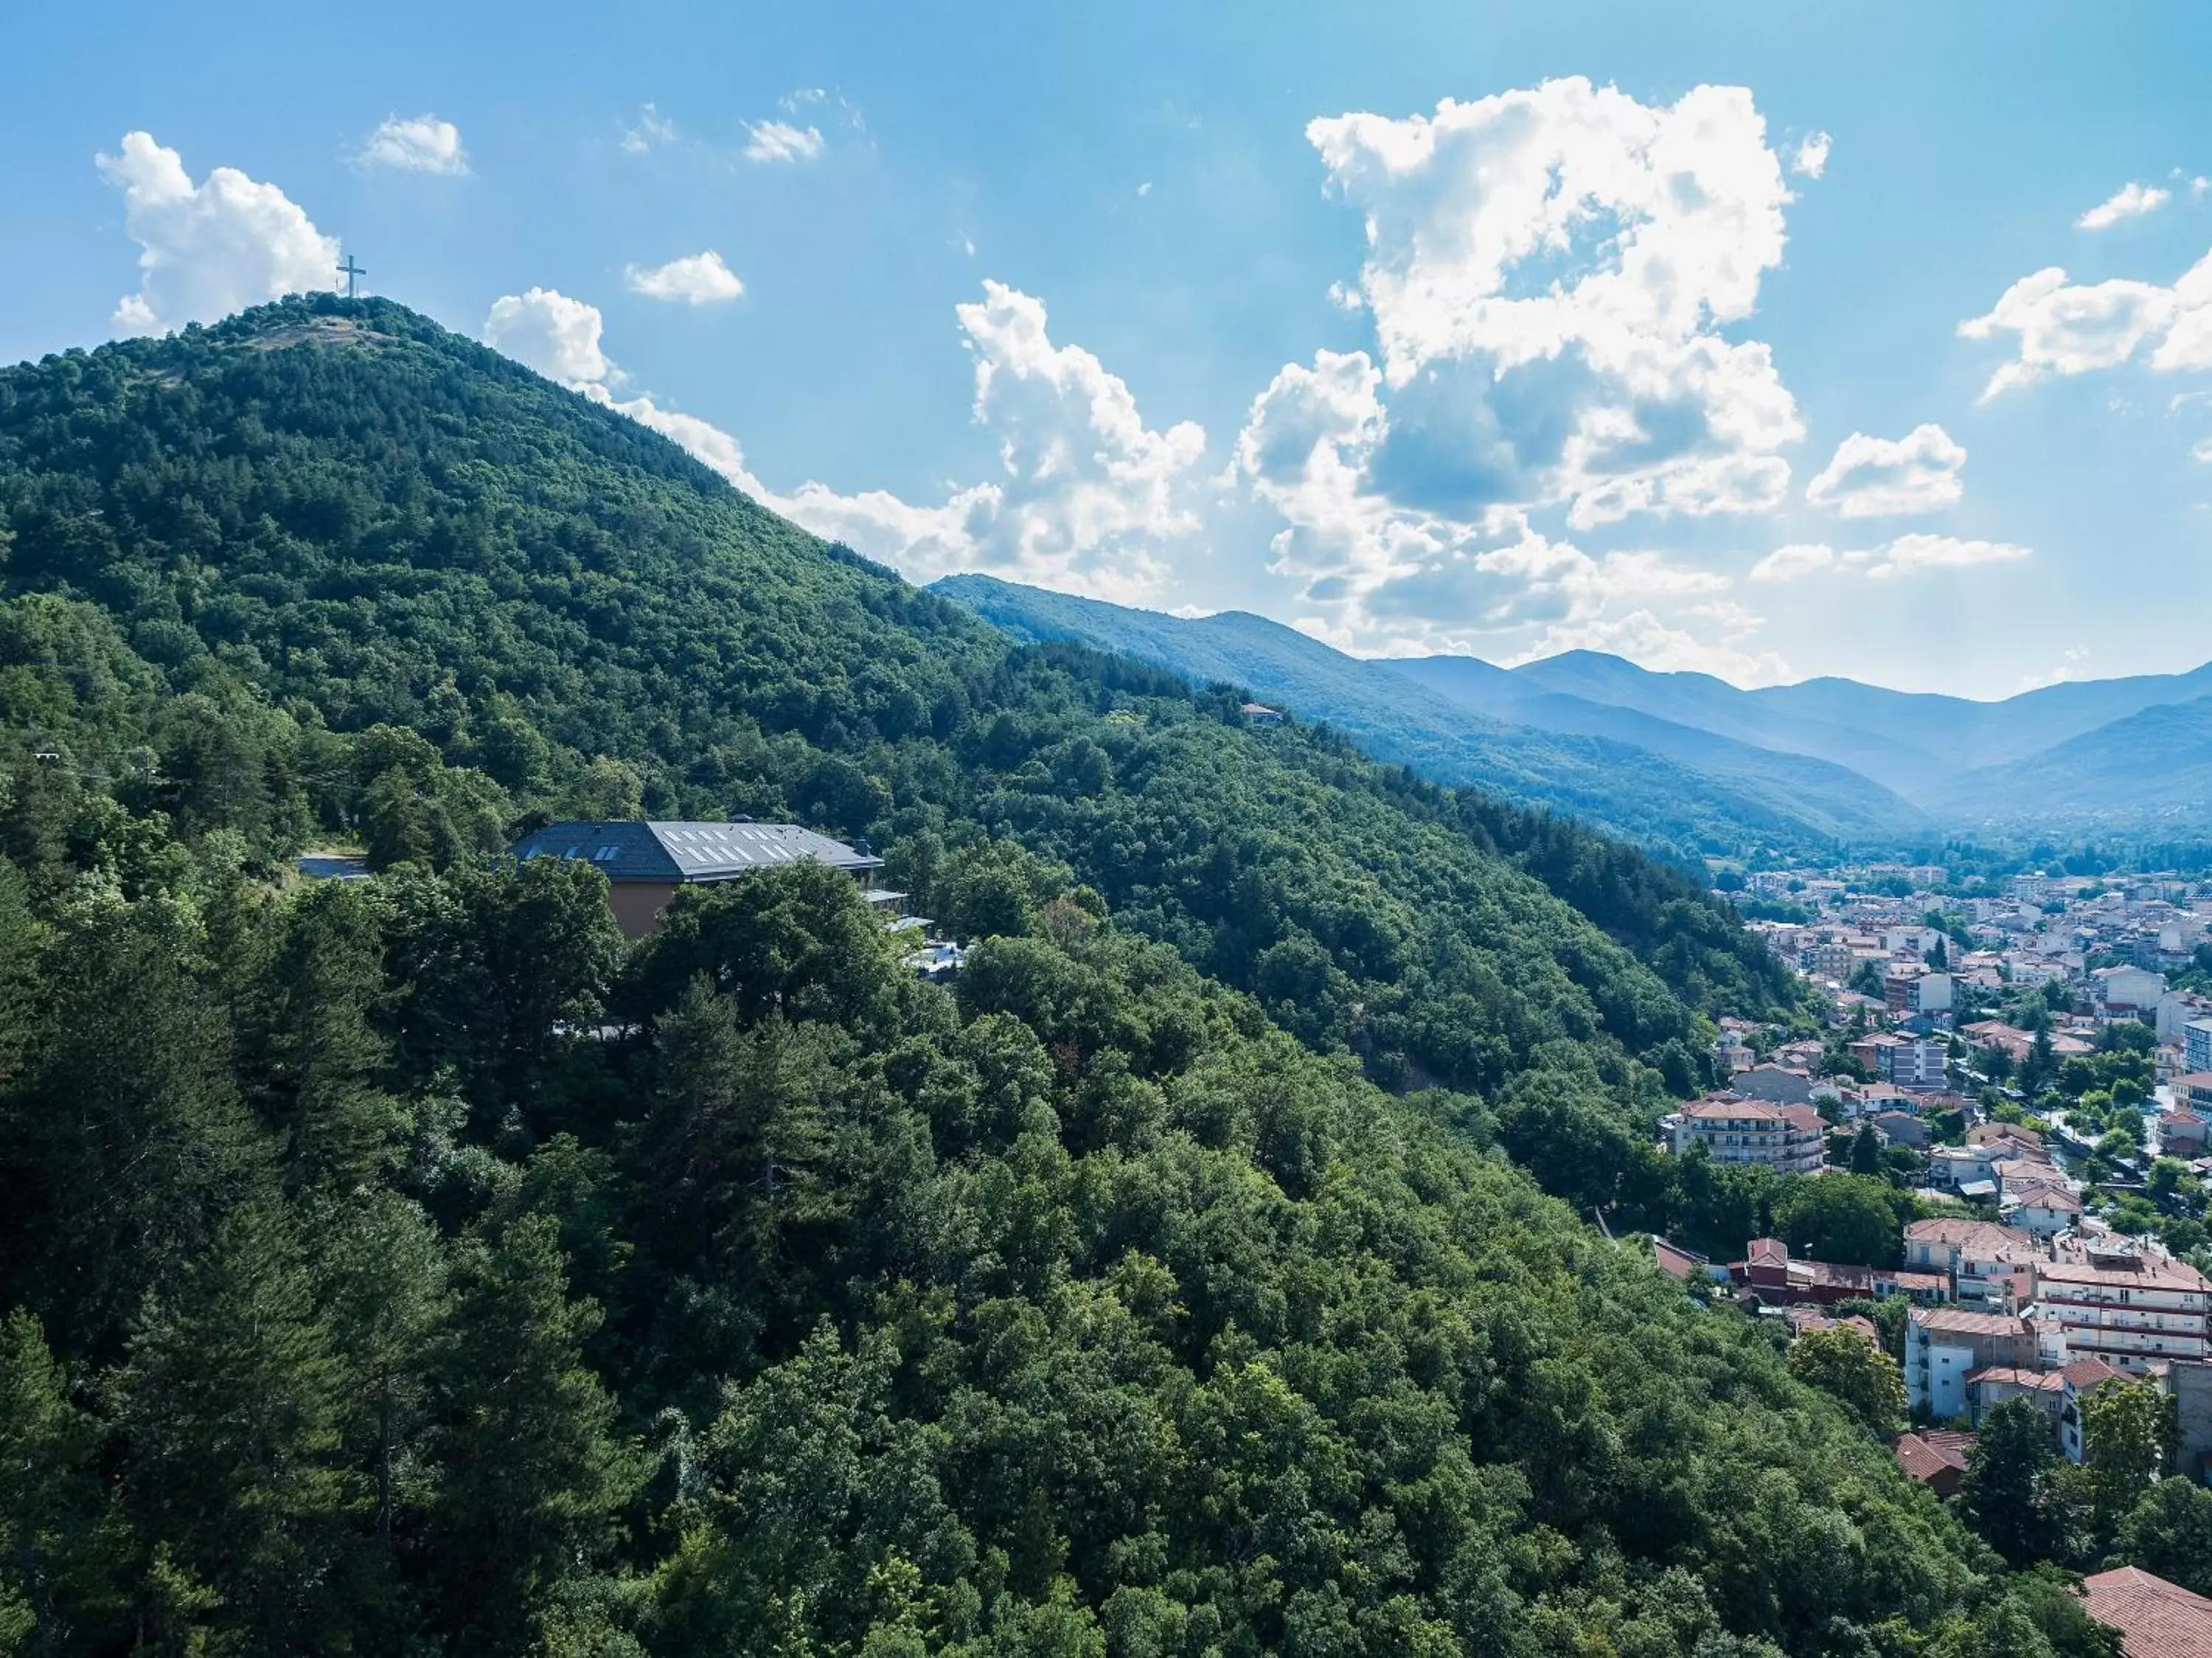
[336,253,367,299]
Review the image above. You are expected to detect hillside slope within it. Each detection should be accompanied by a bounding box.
[1940,696,2212,827]
[0,295,1793,1089]
[0,295,2121,1657]
[934,574,1915,853]
[1503,651,1947,804]
[1756,664,2212,771]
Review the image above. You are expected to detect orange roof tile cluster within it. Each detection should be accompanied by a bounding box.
[1965,1366,2062,1392]
[1911,1306,2031,1339]
[1893,1432,1972,1485]
[2063,1357,2127,1391]
[1680,1097,1825,1132]
[2079,1567,2212,1657]
[1905,1218,2035,1255]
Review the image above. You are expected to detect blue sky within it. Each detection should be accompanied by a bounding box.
[7,1,2212,698]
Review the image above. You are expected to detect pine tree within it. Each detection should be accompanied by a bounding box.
[108,1198,360,1650]
[0,1310,132,1655]
[321,1192,453,1556]
[256,883,408,1193]
[429,1214,644,1650]
[4,901,265,1354]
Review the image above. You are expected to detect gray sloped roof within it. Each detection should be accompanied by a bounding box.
[509,821,882,883]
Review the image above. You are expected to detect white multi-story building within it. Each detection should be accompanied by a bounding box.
[2092,965,2167,1016]
[1661,1097,1826,1174]
[1905,1218,2039,1303]
[2033,1243,2212,1373]
[2185,1018,2212,1076]
[1907,1307,2040,1418]
[1874,1036,1950,1089]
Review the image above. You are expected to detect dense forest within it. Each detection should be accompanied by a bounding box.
[0,297,2125,1653]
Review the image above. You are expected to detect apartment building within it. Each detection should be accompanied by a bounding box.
[1907,1306,2039,1418]
[1884,969,1953,1017]
[2033,1242,2212,1372]
[1905,1218,2038,1303]
[2186,1017,2212,1076]
[1661,1097,1826,1173]
[1876,1036,1949,1090]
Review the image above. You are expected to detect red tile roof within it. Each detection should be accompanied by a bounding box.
[1966,1365,2062,1391]
[1893,1432,1972,1484]
[1905,1218,2035,1254]
[1912,1306,2031,1339]
[2063,1357,2126,1391]
[2079,1567,2212,1657]
[1651,1238,1706,1283]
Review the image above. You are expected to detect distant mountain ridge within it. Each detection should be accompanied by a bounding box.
[935,575,2212,843]
[933,575,1927,857]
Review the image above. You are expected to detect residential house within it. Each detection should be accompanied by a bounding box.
[2153,993,2212,1046]
[1992,1157,2065,1198]
[1877,1036,1950,1090]
[2157,1356,2212,1485]
[2003,1180,2084,1238]
[1662,1097,1826,1173]
[2076,1567,2212,1658]
[1927,1144,2006,1196]
[1905,1218,2037,1303]
[1239,702,1284,725]
[1968,1121,2051,1160]
[1885,969,1954,1018]
[510,819,884,938]
[1731,1064,1826,1106]
[2092,964,2167,1018]
[1650,1237,1728,1286]
[1962,1019,2094,1065]
[1733,1237,1882,1306]
[1871,1110,1930,1150]
[2035,1240,2212,1372]
[2161,1106,2211,1158]
[1890,1269,1950,1304]
[1892,1431,1975,1498]
[1965,1365,2064,1425]
[1907,1306,2039,1418]
[2057,1358,2130,1463]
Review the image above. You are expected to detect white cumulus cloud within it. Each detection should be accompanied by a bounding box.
[97,131,340,333]
[1748,533,2029,583]
[1864,533,2031,579]
[623,252,744,305]
[481,281,1207,602]
[1804,424,1966,518]
[2076,181,2168,231]
[1227,79,1804,665]
[1792,132,1831,179]
[1747,544,1837,583]
[358,115,467,176]
[1960,252,2212,397]
[1301,77,1804,533]
[744,119,824,164]
[482,288,616,385]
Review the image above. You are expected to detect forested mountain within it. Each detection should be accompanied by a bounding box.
[1487,652,2212,830]
[0,296,2116,1654]
[1493,653,1947,806]
[1941,696,2212,828]
[935,574,1917,856]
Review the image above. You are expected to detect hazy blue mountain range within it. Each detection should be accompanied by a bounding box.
[936,575,2212,844]
[933,575,1927,857]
